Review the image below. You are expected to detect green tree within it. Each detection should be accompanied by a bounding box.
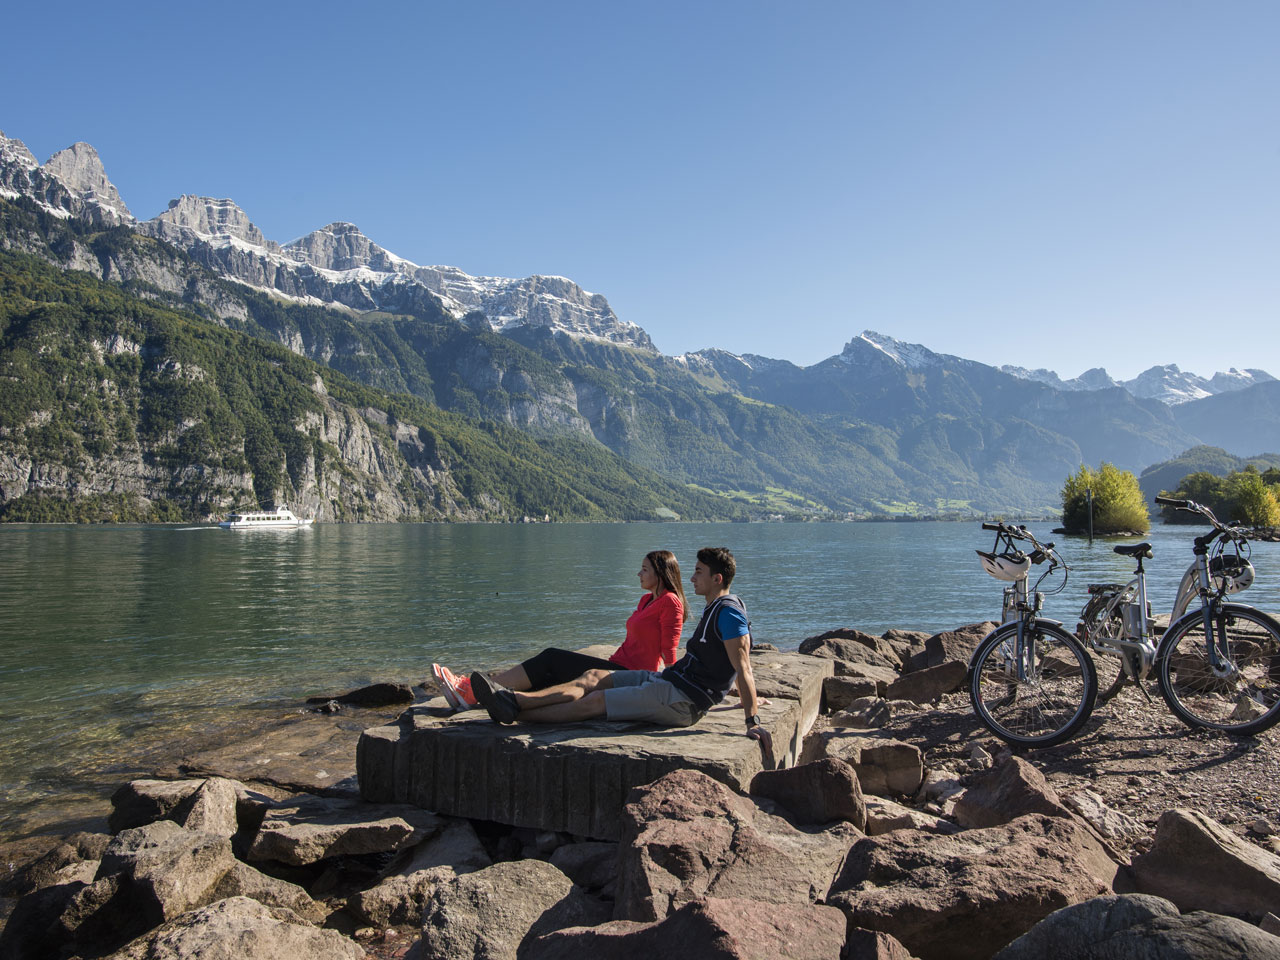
[1061,462,1149,534]
[1227,472,1280,527]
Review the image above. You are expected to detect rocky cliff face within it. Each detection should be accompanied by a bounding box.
[41,142,133,224]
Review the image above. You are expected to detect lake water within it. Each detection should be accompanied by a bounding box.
[2,519,1278,838]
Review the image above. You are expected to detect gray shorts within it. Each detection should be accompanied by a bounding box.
[604,671,699,727]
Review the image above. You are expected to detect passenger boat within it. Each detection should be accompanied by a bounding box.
[218,507,314,529]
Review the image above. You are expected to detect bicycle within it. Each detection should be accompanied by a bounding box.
[969,505,1280,748]
[967,522,1098,747]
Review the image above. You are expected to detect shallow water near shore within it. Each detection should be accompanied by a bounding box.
[2,519,1277,838]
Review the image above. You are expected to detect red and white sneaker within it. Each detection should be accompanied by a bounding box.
[433,663,477,710]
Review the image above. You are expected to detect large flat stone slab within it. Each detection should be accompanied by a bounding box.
[357,651,831,840]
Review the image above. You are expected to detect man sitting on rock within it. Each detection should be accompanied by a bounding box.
[470,546,772,755]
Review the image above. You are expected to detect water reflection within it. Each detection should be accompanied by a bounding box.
[0,520,1276,836]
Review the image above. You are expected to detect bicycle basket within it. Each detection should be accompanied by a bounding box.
[1209,554,1255,594]
[977,549,1030,581]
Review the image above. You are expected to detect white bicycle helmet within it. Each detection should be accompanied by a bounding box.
[1210,554,1255,594]
[976,549,1030,581]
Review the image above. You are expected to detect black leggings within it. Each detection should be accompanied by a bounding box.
[521,648,619,690]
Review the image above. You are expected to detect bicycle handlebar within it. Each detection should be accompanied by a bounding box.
[1154,495,1184,507]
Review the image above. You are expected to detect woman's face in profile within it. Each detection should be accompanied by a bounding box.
[638,556,659,592]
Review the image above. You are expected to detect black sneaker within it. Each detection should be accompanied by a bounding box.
[470,672,520,724]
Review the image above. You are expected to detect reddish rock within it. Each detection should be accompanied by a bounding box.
[615,769,860,922]
[908,622,995,671]
[524,896,847,960]
[749,758,867,828]
[1131,808,1280,921]
[885,661,968,703]
[952,753,1074,828]
[826,814,1121,960]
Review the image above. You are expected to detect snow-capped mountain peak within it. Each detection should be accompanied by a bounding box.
[841,330,951,370]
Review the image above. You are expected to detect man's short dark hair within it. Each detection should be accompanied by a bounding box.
[697,546,736,589]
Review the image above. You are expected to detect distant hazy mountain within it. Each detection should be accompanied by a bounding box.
[1002,360,1274,406]
[4,124,1280,521]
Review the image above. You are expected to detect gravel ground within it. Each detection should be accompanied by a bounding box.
[877,682,1280,857]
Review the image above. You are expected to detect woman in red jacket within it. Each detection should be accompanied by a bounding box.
[433,550,686,711]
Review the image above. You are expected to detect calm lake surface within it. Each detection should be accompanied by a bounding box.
[2,520,1278,837]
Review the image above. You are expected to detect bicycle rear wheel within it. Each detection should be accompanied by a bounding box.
[1156,604,1280,735]
[969,621,1098,748]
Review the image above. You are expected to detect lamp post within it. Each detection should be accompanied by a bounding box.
[1086,487,1094,545]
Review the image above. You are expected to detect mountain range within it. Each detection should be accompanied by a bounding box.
[2,127,1277,522]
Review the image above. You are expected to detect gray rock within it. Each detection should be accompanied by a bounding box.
[419,859,607,960]
[177,777,241,837]
[952,753,1074,828]
[109,779,205,833]
[549,841,619,892]
[524,896,848,959]
[1063,789,1145,841]
[348,818,492,927]
[214,861,326,923]
[1131,807,1280,921]
[749,758,867,828]
[102,895,365,959]
[615,769,860,923]
[98,820,236,924]
[42,142,133,223]
[826,814,1122,960]
[992,893,1280,960]
[830,697,921,729]
[248,795,441,866]
[7,832,109,895]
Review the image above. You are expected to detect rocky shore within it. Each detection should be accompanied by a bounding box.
[2,623,1279,959]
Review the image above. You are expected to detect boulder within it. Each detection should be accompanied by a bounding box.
[824,675,885,709]
[800,629,905,670]
[885,661,968,703]
[0,881,95,960]
[7,832,109,895]
[418,859,608,960]
[749,758,867,829]
[1131,808,1280,921]
[808,731,924,797]
[830,697,920,730]
[99,821,235,920]
[101,896,365,959]
[177,777,240,837]
[524,896,848,960]
[881,629,930,663]
[992,893,1280,960]
[908,623,995,672]
[863,796,958,837]
[305,682,414,707]
[831,661,902,684]
[952,753,1074,828]
[549,841,619,893]
[615,769,860,922]
[1062,789,1145,842]
[826,814,1121,960]
[214,861,327,923]
[846,927,923,960]
[348,818,492,927]
[248,795,441,866]
[108,779,205,833]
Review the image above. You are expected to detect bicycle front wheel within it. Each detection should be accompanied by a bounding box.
[969,621,1098,748]
[1156,604,1280,735]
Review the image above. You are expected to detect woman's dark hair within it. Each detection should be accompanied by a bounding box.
[646,549,687,614]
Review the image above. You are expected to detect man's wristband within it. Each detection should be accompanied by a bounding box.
[745,714,761,728]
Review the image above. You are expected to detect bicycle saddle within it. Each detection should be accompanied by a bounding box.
[1113,543,1153,558]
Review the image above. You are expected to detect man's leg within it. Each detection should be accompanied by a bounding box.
[511,668,614,710]
[516,688,610,723]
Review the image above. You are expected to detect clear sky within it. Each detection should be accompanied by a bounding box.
[2,1,1276,379]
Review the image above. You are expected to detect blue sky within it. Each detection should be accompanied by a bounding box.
[3,1,1276,379]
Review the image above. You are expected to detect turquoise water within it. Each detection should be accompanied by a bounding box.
[2,520,1277,836]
